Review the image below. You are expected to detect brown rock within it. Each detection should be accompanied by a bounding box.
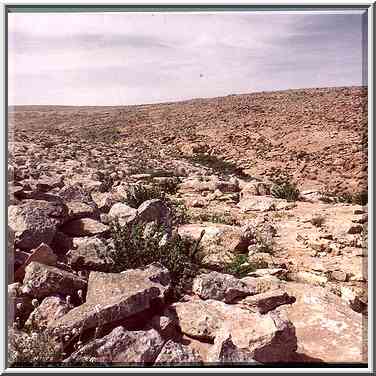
[14,243,58,282]
[60,218,109,237]
[49,263,170,336]
[192,271,250,303]
[21,261,87,299]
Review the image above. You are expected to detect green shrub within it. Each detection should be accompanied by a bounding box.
[271,181,300,202]
[123,184,165,208]
[184,153,247,178]
[225,254,256,278]
[166,199,190,226]
[192,211,239,226]
[108,221,199,299]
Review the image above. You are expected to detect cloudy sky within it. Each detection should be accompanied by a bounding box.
[8,11,367,106]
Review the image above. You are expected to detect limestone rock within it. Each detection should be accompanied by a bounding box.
[192,271,250,303]
[14,243,58,282]
[67,237,115,272]
[22,262,87,299]
[25,295,71,331]
[49,263,170,336]
[64,326,164,365]
[60,218,109,237]
[237,197,276,213]
[9,200,68,250]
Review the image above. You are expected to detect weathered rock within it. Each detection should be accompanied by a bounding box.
[340,285,367,313]
[237,197,276,213]
[91,192,117,212]
[64,326,164,365]
[347,224,363,234]
[286,271,328,287]
[49,263,170,336]
[67,237,114,272]
[240,182,272,199]
[277,282,366,363]
[192,272,250,303]
[330,270,348,282]
[241,275,284,295]
[108,203,137,225]
[214,180,240,193]
[136,199,171,227]
[155,340,203,365]
[207,330,257,364]
[178,223,251,268]
[14,243,58,282]
[8,200,68,250]
[151,309,179,338]
[35,175,64,192]
[240,290,296,314]
[65,201,99,220]
[25,296,71,331]
[172,298,297,362]
[60,218,109,237]
[21,262,87,299]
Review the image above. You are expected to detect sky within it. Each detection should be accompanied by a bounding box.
[8,11,368,106]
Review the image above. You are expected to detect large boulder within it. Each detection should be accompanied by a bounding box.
[207,329,258,364]
[21,262,87,299]
[8,200,68,250]
[172,298,297,362]
[49,263,170,336]
[136,199,171,227]
[277,282,366,363]
[108,203,137,225]
[192,271,251,303]
[178,224,251,268]
[67,237,115,272]
[237,196,276,213]
[25,295,71,331]
[64,327,164,365]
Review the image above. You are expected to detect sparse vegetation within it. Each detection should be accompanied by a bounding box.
[190,211,239,226]
[9,329,63,367]
[183,153,247,178]
[122,184,165,208]
[108,220,200,299]
[225,254,256,278]
[271,180,300,202]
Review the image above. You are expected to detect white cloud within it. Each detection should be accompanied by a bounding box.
[8,11,367,105]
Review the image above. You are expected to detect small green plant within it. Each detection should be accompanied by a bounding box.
[271,181,300,202]
[192,211,239,226]
[225,254,256,278]
[123,184,165,208]
[108,220,200,299]
[310,215,325,227]
[166,199,190,226]
[183,153,247,178]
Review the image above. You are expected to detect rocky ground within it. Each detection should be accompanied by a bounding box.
[7,86,368,367]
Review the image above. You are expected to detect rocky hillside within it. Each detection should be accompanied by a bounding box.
[7,86,368,367]
[9,86,368,195]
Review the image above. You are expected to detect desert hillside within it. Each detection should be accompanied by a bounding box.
[8,86,368,366]
[9,86,368,195]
